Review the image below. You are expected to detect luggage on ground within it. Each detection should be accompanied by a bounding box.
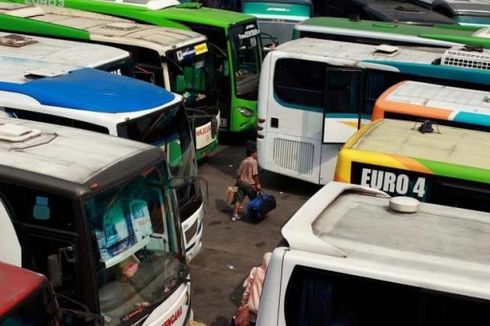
[247,192,276,220]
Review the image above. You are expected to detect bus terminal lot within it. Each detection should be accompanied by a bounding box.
[190,140,320,325]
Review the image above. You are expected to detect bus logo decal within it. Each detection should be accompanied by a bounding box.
[238,29,260,40]
[357,166,427,199]
[162,307,182,326]
[194,43,208,55]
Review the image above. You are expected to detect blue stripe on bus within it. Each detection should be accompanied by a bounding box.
[273,93,323,112]
[361,60,490,86]
[0,68,176,113]
[274,94,371,119]
[453,112,490,127]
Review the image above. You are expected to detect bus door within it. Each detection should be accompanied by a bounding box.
[320,67,366,183]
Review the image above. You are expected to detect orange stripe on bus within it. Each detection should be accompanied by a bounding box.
[391,155,433,174]
[372,82,454,121]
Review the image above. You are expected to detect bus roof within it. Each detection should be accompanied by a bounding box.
[59,0,256,28]
[123,2,256,26]
[242,0,312,5]
[0,4,207,54]
[353,0,455,25]
[0,261,46,317]
[0,32,130,68]
[375,81,490,126]
[432,0,490,15]
[0,67,177,112]
[275,37,445,63]
[295,17,490,48]
[351,119,490,170]
[0,117,161,190]
[282,181,490,300]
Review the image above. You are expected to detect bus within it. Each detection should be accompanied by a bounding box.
[0,117,191,325]
[242,0,312,45]
[0,30,134,75]
[0,261,62,325]
[414,0,490,27]
[0,3,219,161]
[21,0,264,133]
[310,0,455,26]
[372,81,490,129]
[0,55,204,261]
[257,181,490,325]
[257,38,490,184]
[334,119,490,211]
[293,17,490,49]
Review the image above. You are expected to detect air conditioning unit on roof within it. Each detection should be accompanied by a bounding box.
[441,46,490,71]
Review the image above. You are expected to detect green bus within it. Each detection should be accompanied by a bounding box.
[293,16,490,49]
[33,0,264,133]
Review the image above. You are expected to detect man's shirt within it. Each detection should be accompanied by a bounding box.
[238,156,258,185]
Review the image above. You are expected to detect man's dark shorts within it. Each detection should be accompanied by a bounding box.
[232,181,257,204]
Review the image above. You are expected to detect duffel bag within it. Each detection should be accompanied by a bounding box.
[247,192,276,221]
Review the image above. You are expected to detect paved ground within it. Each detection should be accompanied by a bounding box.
[190,137,320,325]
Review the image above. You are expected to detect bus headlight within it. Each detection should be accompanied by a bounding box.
[238,107,254,117]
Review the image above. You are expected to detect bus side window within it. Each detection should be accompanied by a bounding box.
[324,69,361,114]
[6,108,109,134]
[364,71,398,114]
[273,58,326,109]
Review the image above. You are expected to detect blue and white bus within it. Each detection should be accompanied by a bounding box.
[0,55,204,261]
[257,38,490,184]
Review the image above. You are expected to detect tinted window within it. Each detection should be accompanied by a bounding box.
[0,182,75,231]
[325,69,361,114]
[6,108,109,134]
[273,58,326,109]
[285,265,490,325]
[1,286,60,326]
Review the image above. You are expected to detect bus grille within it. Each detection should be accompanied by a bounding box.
[273,138,314,175]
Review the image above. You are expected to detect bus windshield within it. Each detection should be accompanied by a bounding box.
[167,44,211,106]
[84,162,186,324]
[231,22,261,100]
[117,104,198,181]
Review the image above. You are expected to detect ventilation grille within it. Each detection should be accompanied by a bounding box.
[0,34,37,48]
[441,47,490,71]
[273,138,314,175]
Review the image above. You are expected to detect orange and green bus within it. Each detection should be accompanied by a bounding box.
[372,81,490,130]
[335,118,490,212]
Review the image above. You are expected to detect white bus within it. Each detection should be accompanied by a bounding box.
[0,31,133,75]
[257,37,490,184]
[0,3,219,160]
[257,182,490,325]
[0,117,191,325]
[0,56,204,261]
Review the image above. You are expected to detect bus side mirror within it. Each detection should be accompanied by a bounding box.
[48,254,62,287]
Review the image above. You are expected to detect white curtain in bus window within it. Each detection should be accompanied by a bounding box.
[129,199,152,242]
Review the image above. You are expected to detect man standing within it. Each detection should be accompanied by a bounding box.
[232,147,261,221]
